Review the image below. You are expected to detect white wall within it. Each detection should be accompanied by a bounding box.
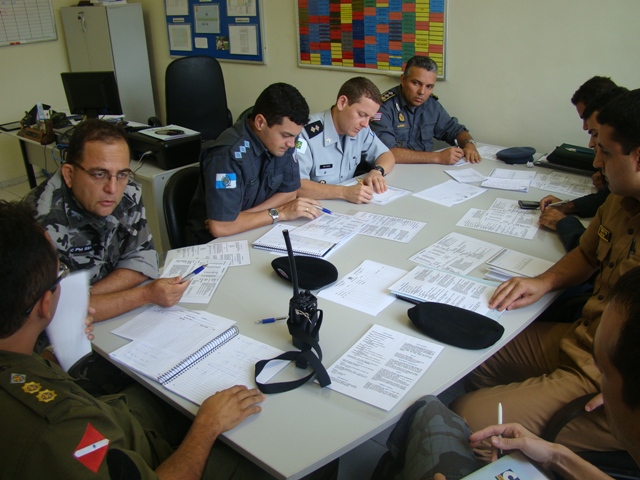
[2,0,639,185]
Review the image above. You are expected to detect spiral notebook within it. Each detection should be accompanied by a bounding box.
[109,306,288,405]
[252,224,339,258]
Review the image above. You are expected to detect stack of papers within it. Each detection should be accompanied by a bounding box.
[485,249,554,282]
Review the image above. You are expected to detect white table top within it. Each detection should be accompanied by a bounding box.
[92,152,584,479]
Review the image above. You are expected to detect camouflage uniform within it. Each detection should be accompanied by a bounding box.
[374,395,481,480]
[24,171,158,285]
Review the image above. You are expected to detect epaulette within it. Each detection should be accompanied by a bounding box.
[0,367,64,418]
[381,90,396,102]
[305,121,323,139]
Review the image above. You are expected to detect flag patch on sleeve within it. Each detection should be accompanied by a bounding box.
[216,173,237,189]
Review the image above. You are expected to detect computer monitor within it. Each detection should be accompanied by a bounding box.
[60,71,123,119]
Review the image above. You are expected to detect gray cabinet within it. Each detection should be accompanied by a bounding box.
[61,4,155,123]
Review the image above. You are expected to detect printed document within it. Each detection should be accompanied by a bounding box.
[413,180,486,207]
[409,232,503,275]
[318,260,408,316]
[162,259,230,304]
[456,198,540,240]
[486,249,554,280]
[444,168,486,184]
[341,178,412,205]
[326,324,443,411]
[353,211,426,243]
[165,240,250,267]
[538,171,596,197]
[480,177,530,192]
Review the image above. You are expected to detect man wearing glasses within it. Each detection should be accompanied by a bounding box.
[24,119,188,323]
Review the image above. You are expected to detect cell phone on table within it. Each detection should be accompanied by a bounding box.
[518,200,539,210]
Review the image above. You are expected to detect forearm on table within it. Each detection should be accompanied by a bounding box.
[297,179,351,200]
[90,268,149,295]
[391,147,441,164]
[538,247,597,291]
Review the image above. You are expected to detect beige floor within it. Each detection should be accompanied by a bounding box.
[0,179,32,201]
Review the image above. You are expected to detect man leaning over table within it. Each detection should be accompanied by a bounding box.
[186,82,323,244]
[450,88,640,458]
[295,76,395,204]
[24,119,189,324]
[370,55,481,165]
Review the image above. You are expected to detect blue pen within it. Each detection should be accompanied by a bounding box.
[180,264,207,283]
[314,205,332,215]
[255,316,288,324]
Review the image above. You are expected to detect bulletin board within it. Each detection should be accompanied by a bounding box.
[296,0,447,78]
[165,0,265,64]
[0,0,57,47]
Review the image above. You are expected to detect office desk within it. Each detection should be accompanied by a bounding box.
[0,129,195,254]
[92,156,581,479]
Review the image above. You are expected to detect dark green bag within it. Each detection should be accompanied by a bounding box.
[546,143,596,172]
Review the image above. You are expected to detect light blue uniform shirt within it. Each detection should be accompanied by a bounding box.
[296,109,389,185]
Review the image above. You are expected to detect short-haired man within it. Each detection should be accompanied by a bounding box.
[24,119,188,323]
[295,77,395,204]
[186,83,323,243]
[0,200,272,478]
[538,78,619,251]
[381,266,640,480]
[371,55,481,165]
[450,89,640,457]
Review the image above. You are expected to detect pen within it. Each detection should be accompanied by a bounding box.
[255,316,288,324]
[180,264,207,283]
[498,402,503,458]
[547,200,569,208]
[356,177,364,185]
[314,205,332,214]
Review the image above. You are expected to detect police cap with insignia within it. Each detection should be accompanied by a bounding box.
[496,147,536,165]
[272,256,338,290]
[408,302,504,349]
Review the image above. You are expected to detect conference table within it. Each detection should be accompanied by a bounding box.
[92,148,590,479]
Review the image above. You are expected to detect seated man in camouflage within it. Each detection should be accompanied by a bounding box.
[24,119,188,323]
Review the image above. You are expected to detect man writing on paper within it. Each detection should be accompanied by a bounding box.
[371,55,481,165]
[0,200,273,479]
[378,267,640,480]
[186,83,323,244]
[24,119,189,323]
[295,76,395,204]
[450,89,640,457]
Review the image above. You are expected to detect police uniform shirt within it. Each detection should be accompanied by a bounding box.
[371,85,468,152]
[187,118,300,241]
[24,171,158,285]
[0,351,162,478]
[296,109,389,185]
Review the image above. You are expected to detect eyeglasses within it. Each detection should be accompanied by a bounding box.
[74,163,134,183]
[24,263,70,316]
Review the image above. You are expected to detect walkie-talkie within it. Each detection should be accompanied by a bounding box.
[283,229,321,354]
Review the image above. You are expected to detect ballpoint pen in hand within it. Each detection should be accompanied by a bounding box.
[498,402,503,458]
[180,264,207,284]
[314,205,332,214]
[547,200,569,208]
[256,316,288,324]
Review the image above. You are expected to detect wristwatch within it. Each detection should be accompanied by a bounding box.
[371,165,385,177]
[268,208,279,224]
[464,139,477,147]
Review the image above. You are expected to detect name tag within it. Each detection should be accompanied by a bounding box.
[69,245,93,254]
[598,225,611,242]
[319,164,333,169]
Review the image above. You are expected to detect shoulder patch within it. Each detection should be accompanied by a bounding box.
[296,138,308,155]
[305,121,323,139]
[381,90,396,102]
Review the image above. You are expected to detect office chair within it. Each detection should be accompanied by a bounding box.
[159,56,233,141]
[541,392,640,480]
[163,166,200,249]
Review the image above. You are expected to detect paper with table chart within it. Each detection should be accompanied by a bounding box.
[109,306,287,404]
[476,143,507,161]
[537,170,596,197]
[342,177,412,205]
[388,266,501,320]
[252,222,354,258]
[409,232,504,275]
[161,259,230,304]
[290,212,365,243]
[485,248,554,281]
[445,168,486,183]
[457,198,540,240]
[353,211,427,243]
[326,324,443,411]
[317,260,408,315]
[480,177,531,192]
[164,240,250,267]
[413,180,486,207]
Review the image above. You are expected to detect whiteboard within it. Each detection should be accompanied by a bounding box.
[0,0,57,47]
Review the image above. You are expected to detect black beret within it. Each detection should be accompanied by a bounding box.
[496,147,536,165]
[408,302,504,350]
[271,255,338,290]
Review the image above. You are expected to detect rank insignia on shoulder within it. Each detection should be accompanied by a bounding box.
[11,373,26,384]
[22,381,41,394]
[598,225,611,242]
[216,173,237,189]
[305,121,323,139]
[381,90,396,102]
[37,389,57,403]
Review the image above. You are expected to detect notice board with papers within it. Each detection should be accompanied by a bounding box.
[165,0,265,64]
[0,0,57,47]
